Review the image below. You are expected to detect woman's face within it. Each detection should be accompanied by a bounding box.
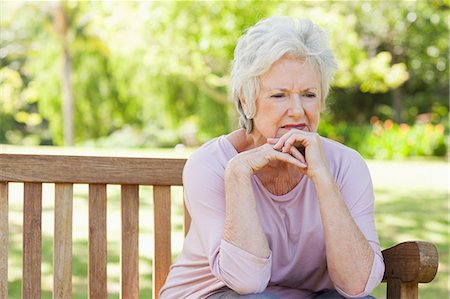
[246,56,322,144]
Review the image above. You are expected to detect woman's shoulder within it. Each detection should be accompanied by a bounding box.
[320,136,368,174]
[321,136,362,160]
[183,135,237,177]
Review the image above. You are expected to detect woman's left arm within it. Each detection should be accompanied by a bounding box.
[310,166,375,296]
[272,131,384,297]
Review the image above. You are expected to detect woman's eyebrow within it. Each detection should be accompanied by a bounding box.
[268,87,319,92]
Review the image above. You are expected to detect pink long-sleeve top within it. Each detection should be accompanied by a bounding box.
[159,136,385,299]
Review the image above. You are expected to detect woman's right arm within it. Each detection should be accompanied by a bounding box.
[223,143,306,258]
[184,143,304,294]
[223,158,270,258]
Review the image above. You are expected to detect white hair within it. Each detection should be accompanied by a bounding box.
[230,16,338,132]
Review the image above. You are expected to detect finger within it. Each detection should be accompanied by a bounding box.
[275,129,309,151]
[268,149,307,169]
[272,141,283,150]
[282,134,306,153]
[266,137,279,145]
[294,142,306,156]
[273,132,292,150]
[289,146,306,165]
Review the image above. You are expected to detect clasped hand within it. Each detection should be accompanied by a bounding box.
[229,130,329,179]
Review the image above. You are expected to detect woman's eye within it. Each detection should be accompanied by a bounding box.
[271,93,286,98]
[305,93,317,98]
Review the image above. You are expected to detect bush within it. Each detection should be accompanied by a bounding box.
[318,117,448,159]
[82,124,181,148]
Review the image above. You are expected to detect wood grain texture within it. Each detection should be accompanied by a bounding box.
[382,241,438,283]
[400,281,419,299]
[121,185,139,299]
[0,183,8,299]
[54,183,73,299]
[153,186,171,299]
[416,242,439,283]
[386,279,401,299]
[22,182,42,299]
[386,279,418,299]
[89,184,107,299]
[0,154,185,185]
[183,193,191,237]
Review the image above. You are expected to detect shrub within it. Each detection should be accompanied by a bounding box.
[318,117,448,159]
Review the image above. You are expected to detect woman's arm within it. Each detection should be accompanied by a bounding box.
[310,167,374,296]
[223,161,270,258]
[272,131,382,297]
[223,143,306,259]
[183,141,305,294]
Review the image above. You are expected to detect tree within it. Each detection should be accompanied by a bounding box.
[53,2,74,145]
[1,1,447,147]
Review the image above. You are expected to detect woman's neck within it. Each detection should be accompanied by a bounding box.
[256,161,303,195]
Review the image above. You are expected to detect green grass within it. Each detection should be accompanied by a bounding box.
[367,159,449,299]
[5,154,449,298]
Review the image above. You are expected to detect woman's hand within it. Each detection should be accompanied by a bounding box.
[227,142,307,177]
[268,129,329,178]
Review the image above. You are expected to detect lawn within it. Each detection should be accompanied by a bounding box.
[368,159,449,298]
[4,148,449,298]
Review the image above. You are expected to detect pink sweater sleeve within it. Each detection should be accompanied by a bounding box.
[333,150,385,297]
[183,149,272,294]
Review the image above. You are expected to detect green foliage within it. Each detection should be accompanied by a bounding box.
[1,1,448,154]
[319,117,448,159]
[82,124,181,148]
[326,0,449,123]
[355,52,409,93]
[0,3,52,145]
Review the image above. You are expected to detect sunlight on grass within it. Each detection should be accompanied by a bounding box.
[5,157,449,298]
[367,159,449,299]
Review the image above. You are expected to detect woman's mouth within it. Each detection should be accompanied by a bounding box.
[281,124,308,131]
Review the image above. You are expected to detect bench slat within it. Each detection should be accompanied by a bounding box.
[0,183,8,299]
[89,184,107,299]
[23,182,42,299]
[0,154,185,185]
[183,194,191,237]
[54,183,73,299]
[153,186,171,299]
[121,185,139,299]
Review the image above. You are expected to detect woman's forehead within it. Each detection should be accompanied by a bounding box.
[259,57,321,90]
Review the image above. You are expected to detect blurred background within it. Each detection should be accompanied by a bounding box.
[1,0,448,158]
[1,1,449,298]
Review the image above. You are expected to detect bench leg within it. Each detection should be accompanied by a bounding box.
[387,279,418,299]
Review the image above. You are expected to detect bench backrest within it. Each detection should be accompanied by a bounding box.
[0,152,439,299]
[0,153,188,299]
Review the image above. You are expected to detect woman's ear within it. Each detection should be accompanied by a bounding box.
[239,96,250,118]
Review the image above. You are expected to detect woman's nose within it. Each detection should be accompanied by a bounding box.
[288,94,305,117]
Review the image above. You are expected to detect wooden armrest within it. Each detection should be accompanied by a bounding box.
[382,241,438,299]
[382,241,438,283]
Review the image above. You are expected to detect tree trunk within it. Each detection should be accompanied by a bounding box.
[62,45,74,145]
[54,3,74,145]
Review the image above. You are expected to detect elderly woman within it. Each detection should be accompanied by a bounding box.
[160,16,384,299]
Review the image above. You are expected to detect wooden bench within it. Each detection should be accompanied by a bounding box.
[0,153,438,299]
